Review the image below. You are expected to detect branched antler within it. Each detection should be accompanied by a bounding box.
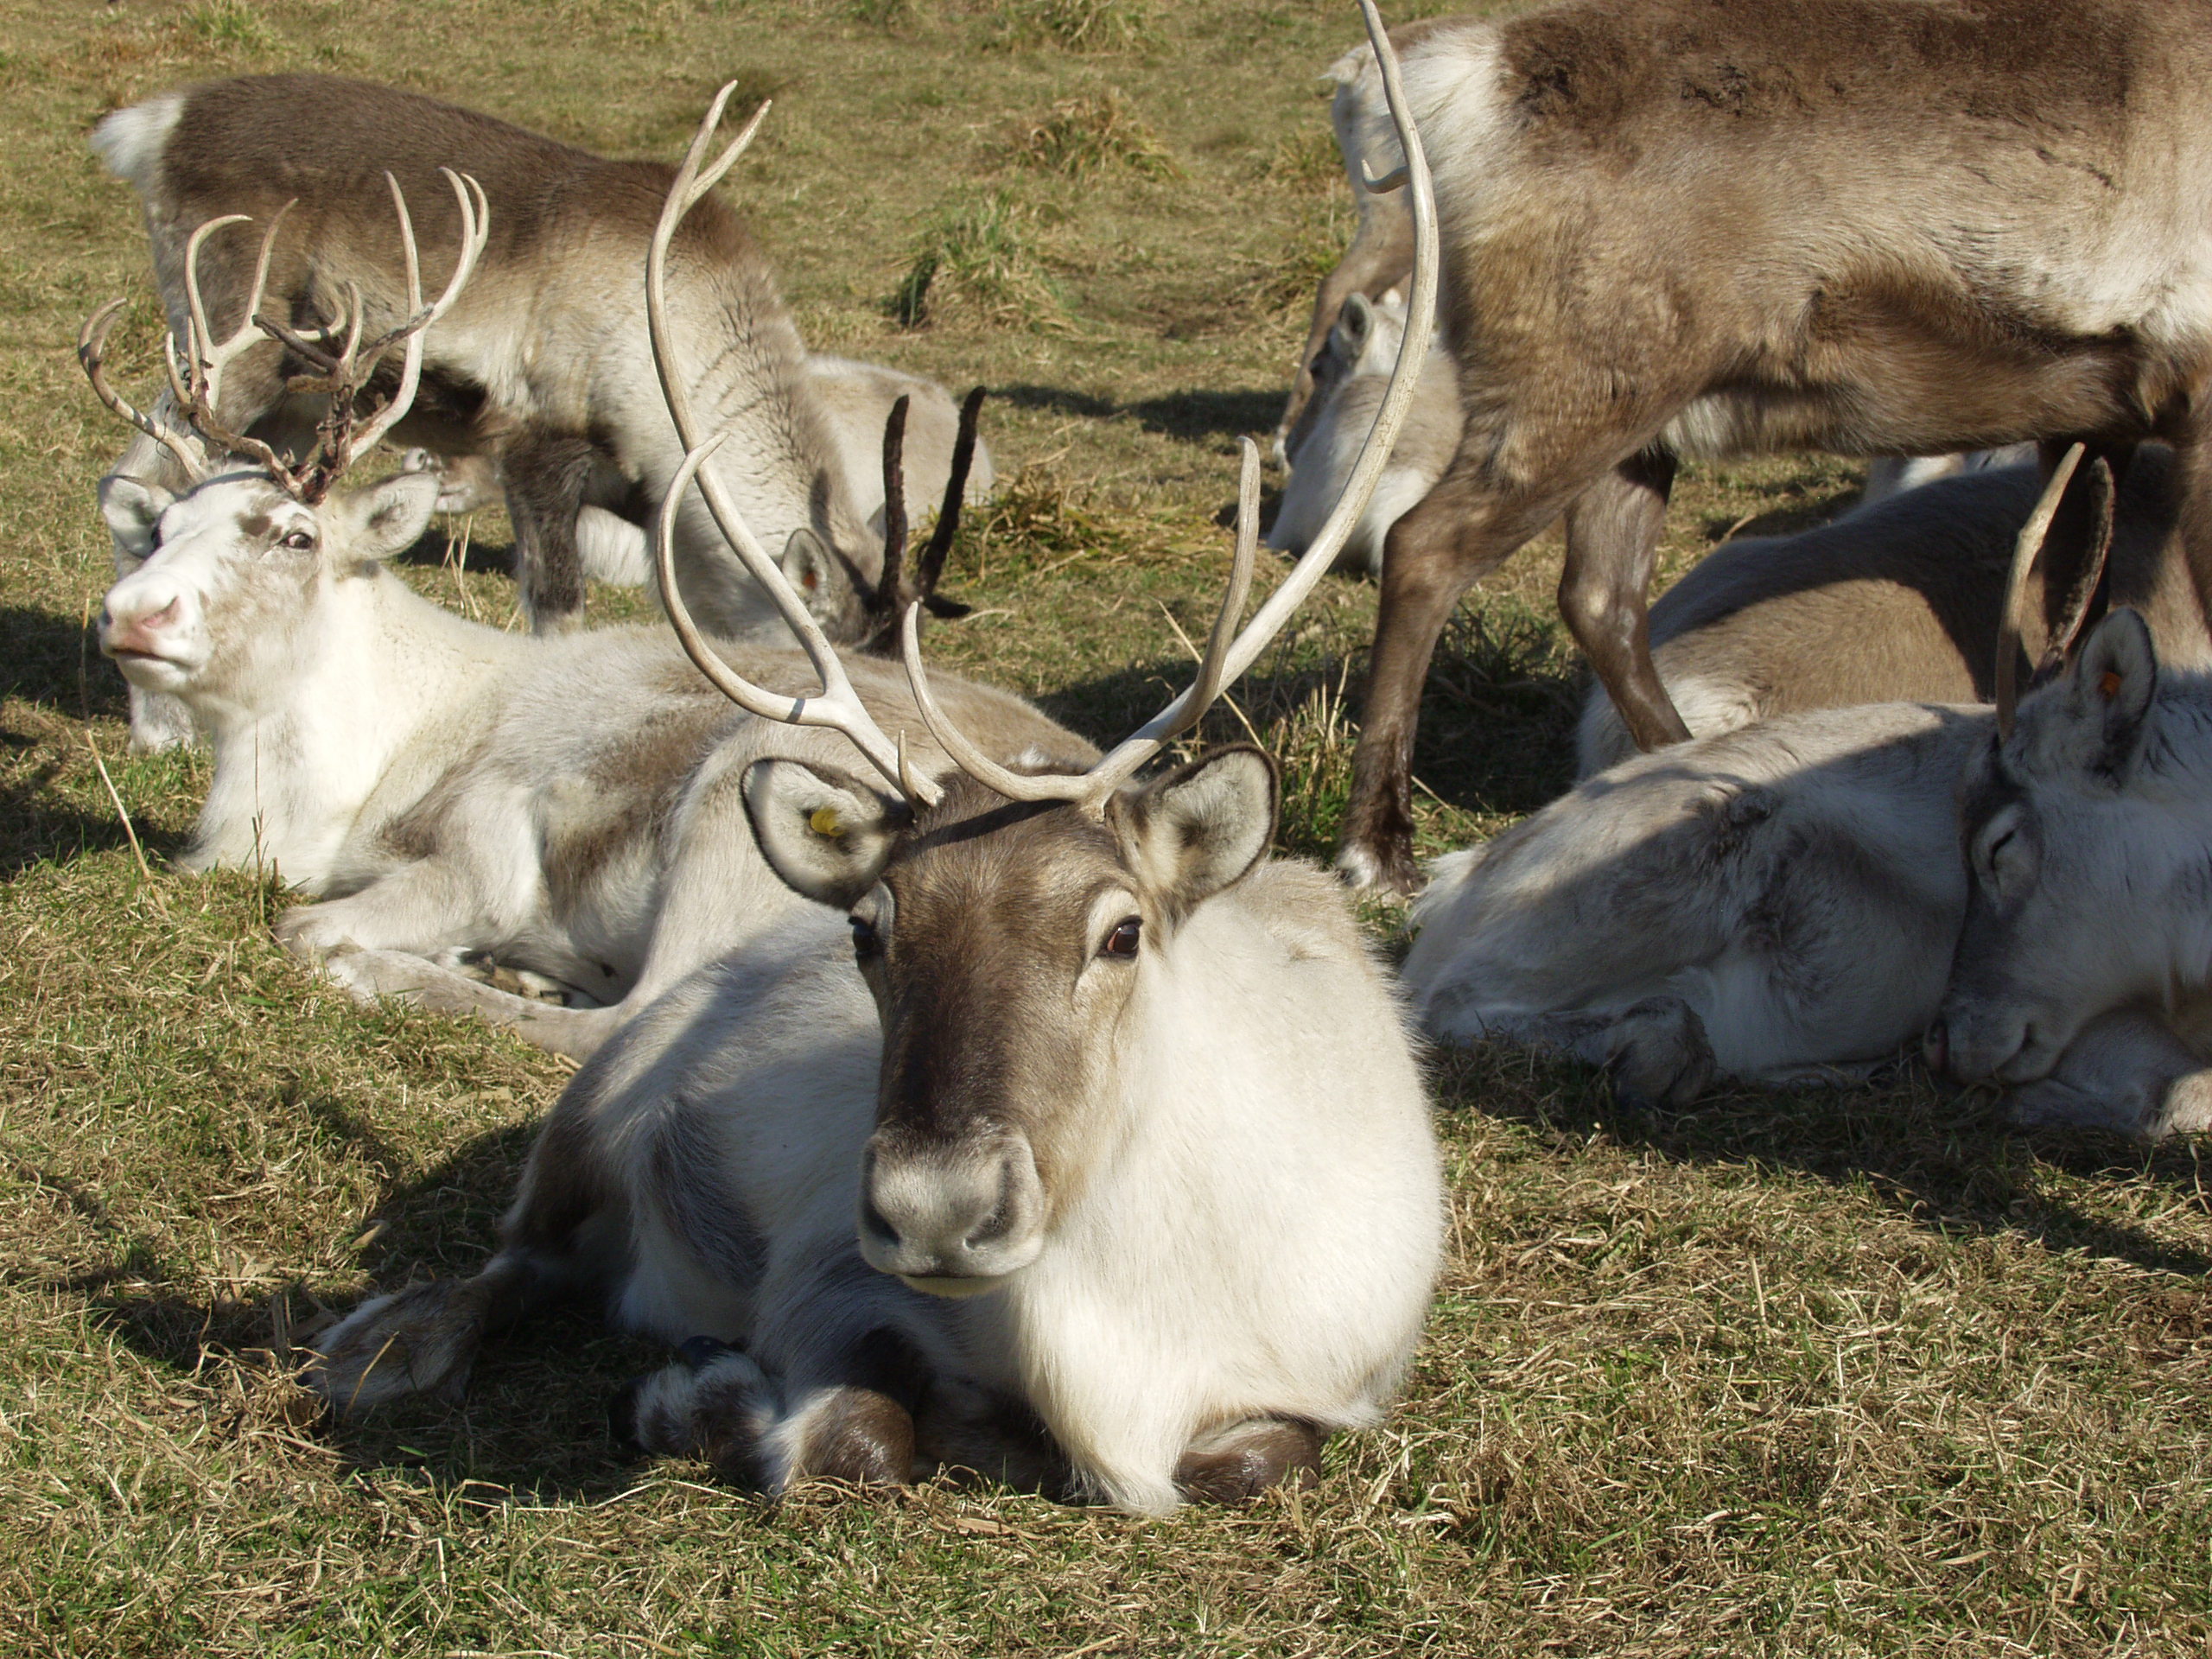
[82,170,487,503]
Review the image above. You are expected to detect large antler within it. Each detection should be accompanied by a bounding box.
[83,172,486,503]
[898,0,1438,814]
[645,87,944,805]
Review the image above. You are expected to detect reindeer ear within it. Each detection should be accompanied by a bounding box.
[99,475,175,566]
[335,471,442,562]
[2067,607,2158,785]
[742,758,908,910]
[1113,747,1278,910]
[780,527,836,602]
[1331,293,1375,358]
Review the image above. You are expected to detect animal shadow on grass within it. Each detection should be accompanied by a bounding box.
[66,1097,668,1500]
[1455,1053,2212,1279]
[1,604,127,721]
[995,382,1285,445]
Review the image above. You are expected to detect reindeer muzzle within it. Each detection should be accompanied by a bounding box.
[858,1133,1045,1294]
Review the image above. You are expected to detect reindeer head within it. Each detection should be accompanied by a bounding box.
[646,0,1436,1297]
[1936,607,2177,1084]
[97,466,443,713]
[741,748,1276,1292]
[82,170,487,713]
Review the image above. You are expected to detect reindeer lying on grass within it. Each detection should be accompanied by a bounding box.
[1575,448,2212,774]
[86,172,1061,1064]
[307,14,1446,1513]
[1407,454,2212,1139]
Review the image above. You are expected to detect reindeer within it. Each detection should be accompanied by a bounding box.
[1273,17,1455,468]
[1403,453,2212,1135]
[398,353,997,591]
[1268,286,1459,576]
[1931,605,2212,1138]
[304,13,1445,1513]
[1327,0,2212,893]
[90,72,938,651]
[84,177,1063,1065]
[1575,448,2212,775]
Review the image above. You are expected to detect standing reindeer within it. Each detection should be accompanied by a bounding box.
[83,176,1063,1064]
[1330,0,2212,892]
[91,73,931,646]
[397,353,996,589]
[307,11,1446,1512]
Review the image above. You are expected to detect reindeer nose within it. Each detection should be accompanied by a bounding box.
[859,1134,1045,1292]
[102,595,182,658]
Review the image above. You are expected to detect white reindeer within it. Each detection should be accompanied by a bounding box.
[1406,455,2212,1136]
[1932,605,2212,1138]
[305,16,1446,1514]
[83,181,1073,1064]
[1268,287,1459,576]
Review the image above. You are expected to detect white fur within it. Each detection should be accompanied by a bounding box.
[97,468,1078,1061]
[313,859,1442,1514]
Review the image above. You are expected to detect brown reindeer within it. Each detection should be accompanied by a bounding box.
[91,73,950,645]
[1332,0,2212,892]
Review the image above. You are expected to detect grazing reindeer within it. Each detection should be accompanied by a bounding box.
[84,187,1064,1065]
[91,73,922,644]
[1932,606,2212,1137]
[1407,455,2212,1135]
[399,353,997,591]
[1332,0,2212,892]
[1576,449,2212,775]
[308,13,1445,1513]
[1273,17,1454,467]
[1269,287,1460,575]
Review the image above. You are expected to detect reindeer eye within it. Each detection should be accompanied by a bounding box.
[280,528,315,551]
[1101,917,1141,959]
[849,915,880,959]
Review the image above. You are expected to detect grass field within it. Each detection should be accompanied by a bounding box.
[1,1,2208,1654]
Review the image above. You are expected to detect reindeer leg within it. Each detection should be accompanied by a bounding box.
[1174,1418,1325,1503]
[2009,1005,2212,1141]
[502,427,596,632]
[1339,460,1574,894]
[617,1323,931,1493]
[1559,448,1689,753]
[310,1101,618,1413]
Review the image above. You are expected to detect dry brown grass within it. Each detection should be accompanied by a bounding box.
[0,1,2207,1655]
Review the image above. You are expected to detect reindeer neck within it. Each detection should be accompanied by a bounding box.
[188,570,524,885]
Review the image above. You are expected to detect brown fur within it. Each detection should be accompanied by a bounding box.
[108,74,855,635]
[1338,0,2212,891]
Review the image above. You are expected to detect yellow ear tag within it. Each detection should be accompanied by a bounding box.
[2099,669,2123,700]
[809,804,845,838]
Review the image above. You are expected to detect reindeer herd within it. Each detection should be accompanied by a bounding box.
[63,0,2212,1514]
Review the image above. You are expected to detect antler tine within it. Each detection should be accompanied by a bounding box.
[1073,440,1266,799]
[658,431,942,804]
[1993,441,2086,741]
[79,300,207,481]
[647,95,940,805]
[1029,0,1434,811]
[877,393,912,620]
[915,385,985,617]
[165,206,302,484]
[342,168,491,464]
[900,603,1085,803]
